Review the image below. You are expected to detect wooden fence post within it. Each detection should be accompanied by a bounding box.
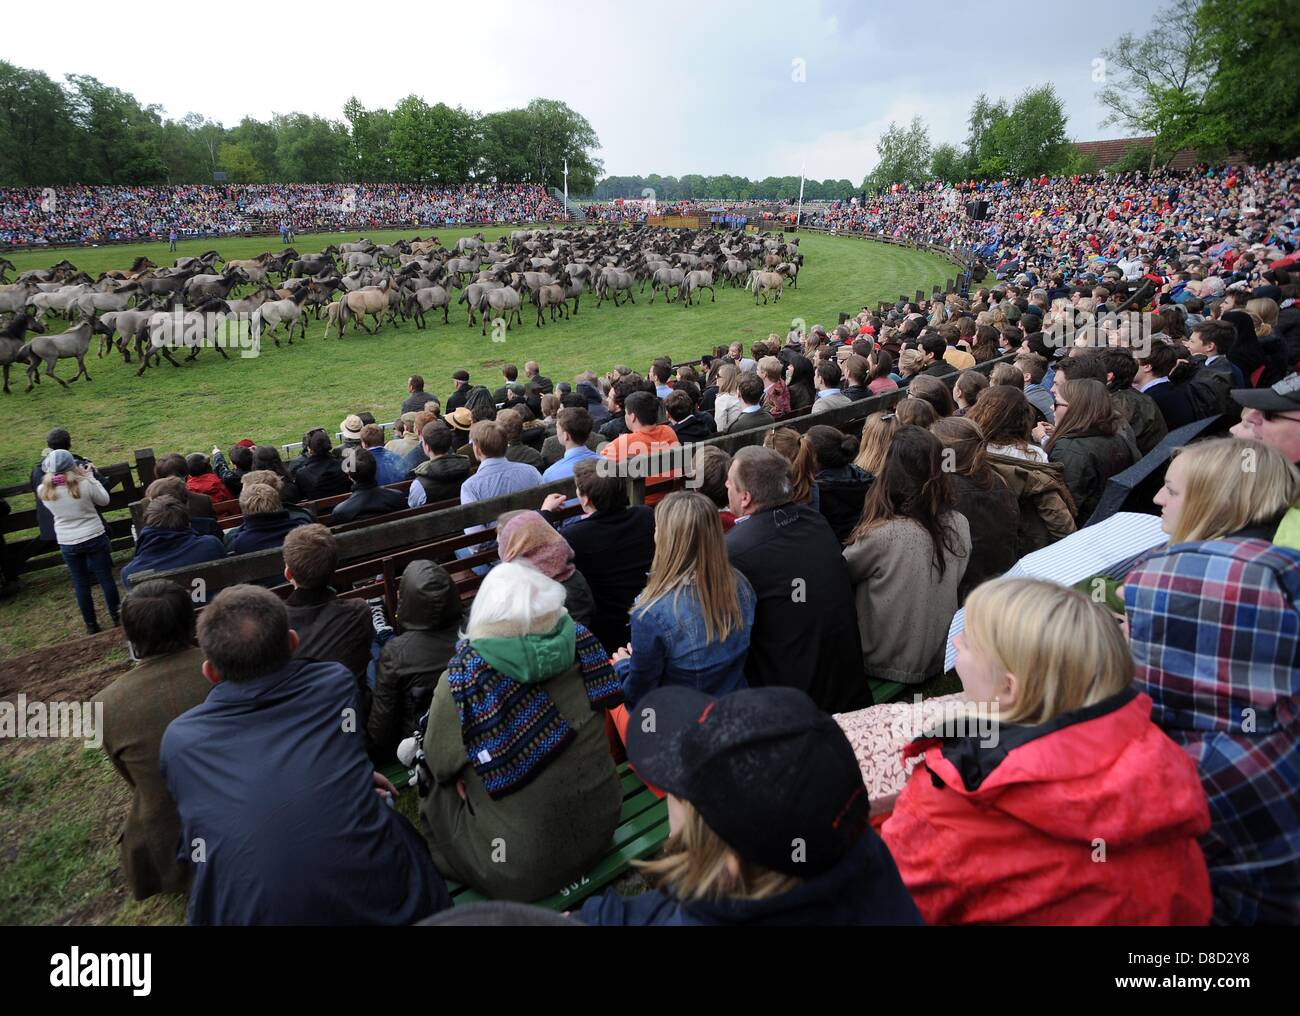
[134,448,156,489]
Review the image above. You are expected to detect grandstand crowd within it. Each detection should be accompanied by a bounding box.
[3,154,1299,927]
[0,183,563,247]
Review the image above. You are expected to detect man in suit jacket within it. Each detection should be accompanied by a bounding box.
[1136,341,1198,430]
[811,362,853,416]
[94,580,213,899]
[541,458,655,655]
[726,375,776,434]
[725,447,871,713]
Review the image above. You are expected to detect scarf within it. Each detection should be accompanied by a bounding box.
[447,616,622,799]
[497,510,576,582]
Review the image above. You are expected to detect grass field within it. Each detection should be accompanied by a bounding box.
[0,225,958,488]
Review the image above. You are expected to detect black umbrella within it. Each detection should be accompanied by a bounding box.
[1087,414,1229,526]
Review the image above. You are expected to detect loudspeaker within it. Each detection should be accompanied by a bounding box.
[965,200,989,221]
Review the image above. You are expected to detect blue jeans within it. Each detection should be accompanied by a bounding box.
[366,627,396,690]
[61,533,121,628]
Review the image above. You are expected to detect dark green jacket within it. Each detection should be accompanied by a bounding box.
[1048,428,1137,524]
[1111,386,1167,456]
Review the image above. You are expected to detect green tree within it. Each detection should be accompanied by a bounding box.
[930,142,967,183]
[965,93,1009,178]
[65,75,168,183]
[1192,0,1300,160]
[0,62,77,184]
[865,116,932,189]
[1097,0,1213,167]
[1001,84,1071,177]
[218,141,263,183]
[342,98,394,181]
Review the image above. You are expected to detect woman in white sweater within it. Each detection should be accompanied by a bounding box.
[712,363,743,433]
[843,426,971,686]
[39,449,120,633]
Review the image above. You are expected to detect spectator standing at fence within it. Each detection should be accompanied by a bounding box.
[403,375,438,414]
[28,427,101,568]
[161,584,447,925]
[94,580,211,900]
[40,448,121,634]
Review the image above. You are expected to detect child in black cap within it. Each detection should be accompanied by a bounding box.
[577,686,922,926]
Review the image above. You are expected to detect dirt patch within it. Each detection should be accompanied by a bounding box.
[0,631,129,703]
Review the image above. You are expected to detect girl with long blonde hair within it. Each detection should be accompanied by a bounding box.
[610,491,755,709]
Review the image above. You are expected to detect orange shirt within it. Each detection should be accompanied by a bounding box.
[601,425,681,505]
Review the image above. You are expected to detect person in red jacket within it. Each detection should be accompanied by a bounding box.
[184,453,234,505]
[881,576,1212,925]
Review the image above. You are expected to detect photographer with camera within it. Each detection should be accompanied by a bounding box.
[37,447,120,634]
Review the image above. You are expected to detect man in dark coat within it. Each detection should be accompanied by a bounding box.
[724,447,870,713]
[407,422,473,506]
[665,390,717,444]
[401,374,438,414]
[367,560,463,761]
[121,495,225,589]
[292,429,350,501]
[160,584,447,925]
[95,580,212,900]
[281,524,375,685]
[541,459,655,654]
[329,449,408,525]
[225,483,309,556]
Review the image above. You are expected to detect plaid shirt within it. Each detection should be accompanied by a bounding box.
[1125,536,1300,925]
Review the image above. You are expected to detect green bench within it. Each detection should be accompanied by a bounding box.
[869,678,908,704]
[383,760,670,912]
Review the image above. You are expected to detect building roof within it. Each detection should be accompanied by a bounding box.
[1072,137,1205,172]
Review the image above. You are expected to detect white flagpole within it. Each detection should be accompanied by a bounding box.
[796,162,806,229]
[563,159,569,221]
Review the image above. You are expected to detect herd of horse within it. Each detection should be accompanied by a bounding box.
[0,225,805,392]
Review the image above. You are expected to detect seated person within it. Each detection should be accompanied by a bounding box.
[293,429,351,501]
[330,449,408,525]
[612,492,754,710]
[94,580,212,900]
[579,686,922,926]
[281,524,376,689]
[225,482,310,557]
[144,476,221,539]
[540,458,656,654]
[153,453,221,524]
[407,422,473,507]
[360,424,407,486]
[368,560,463,762]
[121,495,225,589]
[161,584,448,925]
[496,409,546,471]
[1126,437,1300,925]
[726,375,776,434]
[416,563,623,901]
[185,452,234,504]
[497,510,595,629]
[665,389,717,444]
[881,576,1212,925]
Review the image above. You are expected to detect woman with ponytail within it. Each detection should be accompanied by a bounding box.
[843,427,971,687]
[801,425,875,543]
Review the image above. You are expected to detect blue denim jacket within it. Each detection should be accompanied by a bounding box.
[613,570,756,709]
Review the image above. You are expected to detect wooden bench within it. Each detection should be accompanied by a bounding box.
[382,759,670,912]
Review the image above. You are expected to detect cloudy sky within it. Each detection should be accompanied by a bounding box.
[4,0,1163,182]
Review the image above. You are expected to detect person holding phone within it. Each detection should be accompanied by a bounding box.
[38,449,120,634]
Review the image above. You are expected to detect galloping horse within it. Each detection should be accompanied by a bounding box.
[0,314,45,393]
[19,320,95,391]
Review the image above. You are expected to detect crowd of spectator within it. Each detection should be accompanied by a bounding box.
[6,153,1300,928]
[0,183,563,247]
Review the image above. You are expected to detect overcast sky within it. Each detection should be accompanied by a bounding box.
[4,0,1162,182]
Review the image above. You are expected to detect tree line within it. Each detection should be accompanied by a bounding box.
[0,65,603,192]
